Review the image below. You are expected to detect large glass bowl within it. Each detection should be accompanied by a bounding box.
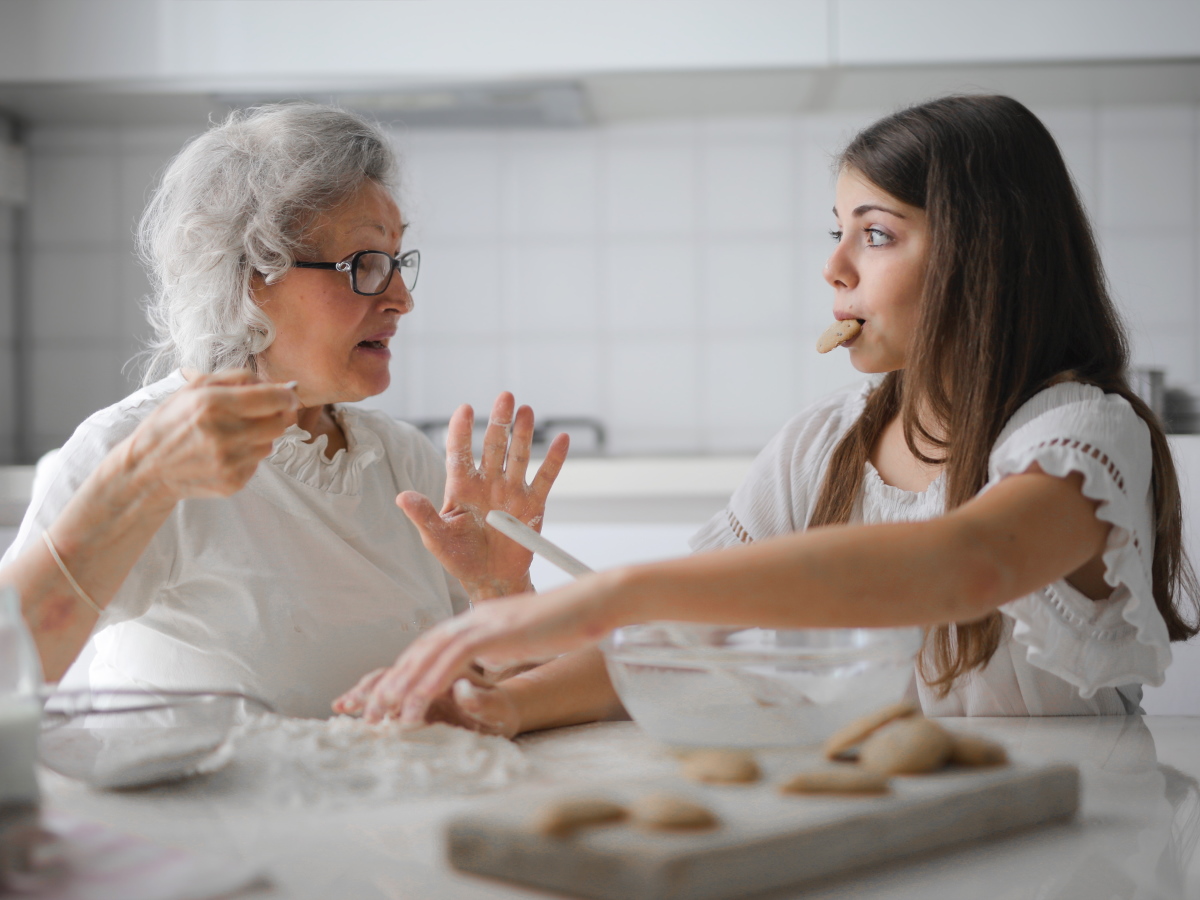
[601,624,923,747]
[38,689,272,789]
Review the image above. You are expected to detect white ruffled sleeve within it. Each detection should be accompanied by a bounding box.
[986,384,1170,697]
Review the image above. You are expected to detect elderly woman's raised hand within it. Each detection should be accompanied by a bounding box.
[126,369,300,502]
[397,392,568,601]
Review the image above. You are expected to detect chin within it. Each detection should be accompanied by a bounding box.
[358,371,391,400]
[848,353,903,376]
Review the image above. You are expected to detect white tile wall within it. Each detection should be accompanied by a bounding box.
[0,206,15,462]
[13,101,1200,456]
[605,238,698,335]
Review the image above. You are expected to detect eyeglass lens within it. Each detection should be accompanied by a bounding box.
[354,251,419,295]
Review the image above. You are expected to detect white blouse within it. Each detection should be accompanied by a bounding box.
[2,372,469,718]
[691,378,1172,716]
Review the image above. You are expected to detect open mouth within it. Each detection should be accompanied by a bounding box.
[357,340,389,350]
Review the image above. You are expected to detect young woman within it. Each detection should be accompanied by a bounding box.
[337,94,1200,726]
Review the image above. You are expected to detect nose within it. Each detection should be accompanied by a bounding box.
[823,238,856,290]
[380,274,414,315]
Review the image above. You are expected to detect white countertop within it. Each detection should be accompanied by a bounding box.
[35,716,1200,899]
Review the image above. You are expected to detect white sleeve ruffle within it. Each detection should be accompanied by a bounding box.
[986,386,1170,697]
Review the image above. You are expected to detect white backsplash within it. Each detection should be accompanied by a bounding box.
[10,102,1200,456]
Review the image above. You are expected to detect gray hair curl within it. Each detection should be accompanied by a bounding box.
[136,103,397,383]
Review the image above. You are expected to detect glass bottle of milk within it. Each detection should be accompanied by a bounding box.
[0,585,42,806]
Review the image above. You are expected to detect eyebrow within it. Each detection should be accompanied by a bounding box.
[831,204,908,219]
[349,221,409,236]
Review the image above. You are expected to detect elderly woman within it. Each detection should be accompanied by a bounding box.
[1,103,567,719]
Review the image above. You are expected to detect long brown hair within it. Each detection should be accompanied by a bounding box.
[808,95,1199,693]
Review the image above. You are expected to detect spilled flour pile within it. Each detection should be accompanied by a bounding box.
[224,714,528,806]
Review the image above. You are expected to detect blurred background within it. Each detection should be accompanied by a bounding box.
[1,0,1200,710]
[0,0,1198,460]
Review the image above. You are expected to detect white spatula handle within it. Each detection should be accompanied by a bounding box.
[485,510,594,580]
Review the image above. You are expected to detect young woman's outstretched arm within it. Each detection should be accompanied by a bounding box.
[338,466,1110,723]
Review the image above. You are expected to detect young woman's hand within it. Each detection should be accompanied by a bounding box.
[334,576,621,724]
[396,392,569,601]
[123,369,299,504]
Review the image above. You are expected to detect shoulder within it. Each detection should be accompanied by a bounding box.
[9,373,188,552]
[998,382,1145,442]
[988,381,1154,515]
[692,379,875,549]
[993,382,1150,471]
[762,378,876,466]
[58,371,187,470]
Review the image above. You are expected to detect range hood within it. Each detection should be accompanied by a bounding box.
[217,81,590,129]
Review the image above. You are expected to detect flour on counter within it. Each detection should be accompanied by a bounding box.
[225,714,528,806]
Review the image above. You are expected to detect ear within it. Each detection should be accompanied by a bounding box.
[248,269,276,307]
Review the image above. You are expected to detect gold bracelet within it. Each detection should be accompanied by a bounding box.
[42,531,103,617]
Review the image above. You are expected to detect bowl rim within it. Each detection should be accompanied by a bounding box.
[39,688,274,730]
[601,623,924,666]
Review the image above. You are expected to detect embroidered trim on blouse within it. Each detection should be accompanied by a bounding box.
[1025,436,1139,553]
[728,510,753,544]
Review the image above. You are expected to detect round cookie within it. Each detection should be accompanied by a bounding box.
[630,792,719,831]
[948,732,1008,767]
[859,718,955,775]
[533,797,627,838]
[780,768,890,796]
[816,319,862,353]
[680,749,760,784]
[822,700,920,760]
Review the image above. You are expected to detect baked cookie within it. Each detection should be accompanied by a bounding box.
[680,749,761,784]
[630,792,719,831]
[779,768,890,795]
[948,732,1008,767]
[533,797,627,838]
[822,700,920,760]
[859,718,955,775]
[816,319,862,353]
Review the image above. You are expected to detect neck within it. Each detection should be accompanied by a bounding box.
[295,404,348,458]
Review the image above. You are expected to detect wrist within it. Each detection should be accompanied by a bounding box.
[81,438,179,528]
[593,566,650,632]
[464,572,534,603]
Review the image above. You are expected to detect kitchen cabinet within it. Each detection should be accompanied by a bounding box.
[837,0,1200,66]
[2,1,1198,89]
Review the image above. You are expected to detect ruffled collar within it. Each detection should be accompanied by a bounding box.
[863,460,946,504]
[268,405,384,494]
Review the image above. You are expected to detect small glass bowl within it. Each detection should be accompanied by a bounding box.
[601,624,923,748]
[38,689,271,789]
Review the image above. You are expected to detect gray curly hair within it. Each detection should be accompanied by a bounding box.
[136,103,397,383]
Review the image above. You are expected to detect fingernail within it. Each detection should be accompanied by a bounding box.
[283,380,299,390]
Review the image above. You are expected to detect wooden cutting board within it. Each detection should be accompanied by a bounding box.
[446,761,1079,900]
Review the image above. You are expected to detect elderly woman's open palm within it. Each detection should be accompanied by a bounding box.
[396,392,568,601]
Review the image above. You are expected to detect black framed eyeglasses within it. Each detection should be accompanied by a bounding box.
[293,249,420,296]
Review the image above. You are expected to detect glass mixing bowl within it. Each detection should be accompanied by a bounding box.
[601,624,923,747]
[38,689,272,789]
